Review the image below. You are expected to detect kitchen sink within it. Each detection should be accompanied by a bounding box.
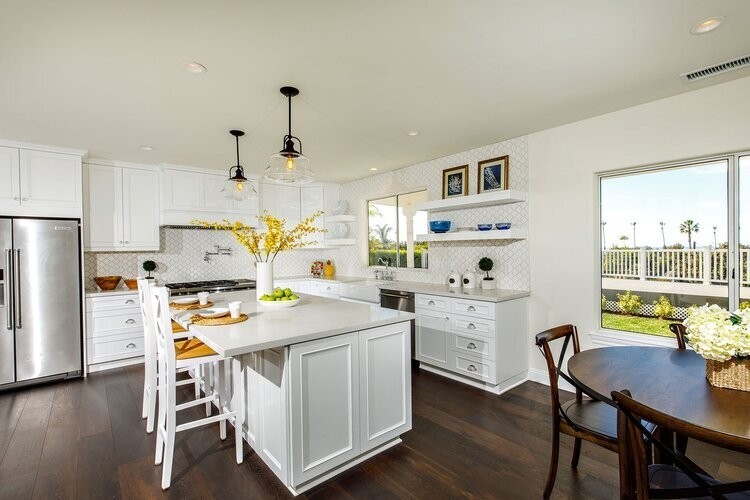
[340,279,394,303]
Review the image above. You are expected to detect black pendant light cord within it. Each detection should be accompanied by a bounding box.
[235,134,241,167]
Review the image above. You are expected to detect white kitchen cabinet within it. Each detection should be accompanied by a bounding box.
[261,183,300,226]
[415,309,450,369]
[85,292,144,367]
[84,163,160,251]
[160,167,259,225]
[358,322,412,451]
[289,332,360,487]
[309,281,340,298]
[274,280,312,294]
[415,293,528,394]
[301,186,324,247]
[0,146,82,216]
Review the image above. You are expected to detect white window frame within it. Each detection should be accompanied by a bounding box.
[594,151,750,346]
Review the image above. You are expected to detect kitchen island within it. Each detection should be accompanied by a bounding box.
[171,291,415,495]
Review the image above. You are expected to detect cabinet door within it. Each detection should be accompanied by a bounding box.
[301,186,325,247]
[122,168,160,250]
[277,185,300,226]
[415,309,450,368]
[359,322,412,452]
[289,332,359,488]
[162,169,203,210]
[83,164,122,249]
[0,146,20,208]
[19,150,81,212]
[202,173,232,210]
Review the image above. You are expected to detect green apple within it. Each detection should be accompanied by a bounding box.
[281,296,290,301]
[273,289,284,299]
[289,294,299,300]
[283,288,292,297]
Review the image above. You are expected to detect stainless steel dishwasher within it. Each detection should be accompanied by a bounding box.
[380,289,418,367]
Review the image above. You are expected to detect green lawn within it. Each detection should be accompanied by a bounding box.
[601,312,676,338]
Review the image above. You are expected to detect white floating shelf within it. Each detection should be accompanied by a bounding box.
[326,238,356,246]
[416,229,527,242]
[326,215,356,223]
[415,189,527,212]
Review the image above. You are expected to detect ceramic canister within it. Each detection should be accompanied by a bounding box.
[462,270,478,289]
[447,271,461,288]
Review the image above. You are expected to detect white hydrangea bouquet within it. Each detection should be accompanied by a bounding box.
[683,304,750,391]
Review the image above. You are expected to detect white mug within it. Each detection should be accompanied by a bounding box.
[197,292,209,305]
[228,301,242,319]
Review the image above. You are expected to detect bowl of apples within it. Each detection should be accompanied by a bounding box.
[257,287,302,308]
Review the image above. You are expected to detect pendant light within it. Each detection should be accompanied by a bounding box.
[264,86,314,184]
[222,129,257,201]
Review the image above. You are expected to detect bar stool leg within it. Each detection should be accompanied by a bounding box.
[161,377,177,490]
[233,358,244,464]
[154,368,167,465]
[219,359,227,440]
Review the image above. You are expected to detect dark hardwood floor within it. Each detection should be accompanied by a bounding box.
[0,365,748,499]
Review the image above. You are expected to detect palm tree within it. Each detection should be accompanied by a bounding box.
[659,222,666,249]
[679,220,699,249]
[631,221,637,248]
[373,224,393,246]
[619,235,629,248]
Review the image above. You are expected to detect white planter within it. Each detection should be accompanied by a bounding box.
[256,261,274,299]
[481,279,496,290]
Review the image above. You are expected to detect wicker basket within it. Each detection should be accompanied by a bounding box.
[705,358,750,392]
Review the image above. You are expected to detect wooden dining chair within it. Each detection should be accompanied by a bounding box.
[668,323,687,350]
[535,325,620,498]
[613,389,750,499]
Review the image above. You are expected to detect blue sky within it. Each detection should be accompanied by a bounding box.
[601,160,732,248]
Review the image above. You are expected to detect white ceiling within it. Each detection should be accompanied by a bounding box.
[1,1,749,183]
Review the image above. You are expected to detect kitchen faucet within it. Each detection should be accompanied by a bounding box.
[377,257,395,281]
[204,245,232,262]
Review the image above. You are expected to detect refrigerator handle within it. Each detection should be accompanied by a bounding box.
[4,249,12,330]
[13,249,21,329]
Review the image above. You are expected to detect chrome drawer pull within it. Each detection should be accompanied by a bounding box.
[428,300,435,306]
[125,299,135,304]
[125,318,136,325]
[444,317,449,321]
[467,305,476,312]
[126,343,136,349]
[467,364,477,372]
[467,323,476,330]
[467,342,477,350]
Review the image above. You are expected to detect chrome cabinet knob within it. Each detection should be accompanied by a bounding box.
[125,318,136,325]
[21,197,28,201]
[125,299,135,304]
[126,343,136,349]
[467,305,476,312]
[13,197,19,201]
[124,240,130,244]
[467,323,476,330]
[428,300,435,306]
[467,342,477,350]
[467,364,477,372]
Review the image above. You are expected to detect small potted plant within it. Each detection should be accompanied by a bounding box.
[478,257,495,290]
[142,260,157,280]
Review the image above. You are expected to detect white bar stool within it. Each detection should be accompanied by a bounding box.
[137,278,208,434]
[151,285,244,490]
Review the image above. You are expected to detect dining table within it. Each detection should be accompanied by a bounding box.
[567,346,750,453]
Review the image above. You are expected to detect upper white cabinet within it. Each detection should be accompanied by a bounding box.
[0,146,83,217]
[161,167,259,225]
[84,163,160,251]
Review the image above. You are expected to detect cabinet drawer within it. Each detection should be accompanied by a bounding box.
[87,333,144,364]
[450,314,495,339]
[415,294,450,312]
[450,332,494,360]
[309,281,339,296]
[452,299,495,320]
[87,294,139,312]
[88,310,143,338]
[451,352,496,383]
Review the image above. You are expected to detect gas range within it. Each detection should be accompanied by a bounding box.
[165,279,256,296]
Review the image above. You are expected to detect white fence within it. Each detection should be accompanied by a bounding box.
[602,248,750,286]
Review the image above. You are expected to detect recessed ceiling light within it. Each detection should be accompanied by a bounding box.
[138,145,154,151]
[406,131,419,136]
[370,167,378,171]
[690,16,725,34]
[184,62,207,74]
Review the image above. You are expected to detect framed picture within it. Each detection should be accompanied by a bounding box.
[442,165,468,199]
[477,155,509,193]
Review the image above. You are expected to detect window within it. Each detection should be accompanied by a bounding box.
[599,153,750,338]
[367,190,428,268]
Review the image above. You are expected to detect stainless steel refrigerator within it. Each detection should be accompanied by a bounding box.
[1,217,83,389]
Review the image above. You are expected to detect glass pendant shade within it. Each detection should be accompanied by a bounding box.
[222,130,257,200]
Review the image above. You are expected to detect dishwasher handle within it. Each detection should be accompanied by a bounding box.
[379,290,414,300]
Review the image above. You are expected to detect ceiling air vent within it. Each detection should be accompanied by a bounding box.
[680,54,750,83]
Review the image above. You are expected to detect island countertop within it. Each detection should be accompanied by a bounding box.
[171,290,415,357]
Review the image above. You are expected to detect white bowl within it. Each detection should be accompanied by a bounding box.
[257,297,302,308]
[172,296,199,305]
[198,307,230,318]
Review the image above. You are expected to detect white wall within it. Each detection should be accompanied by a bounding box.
[527,75,750,370]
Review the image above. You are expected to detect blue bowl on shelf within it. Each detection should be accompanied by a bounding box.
[477,224,493,231]
[495,222,512,230]
[429,220,452,233]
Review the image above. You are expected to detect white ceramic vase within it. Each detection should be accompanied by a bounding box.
[256,261,274,300]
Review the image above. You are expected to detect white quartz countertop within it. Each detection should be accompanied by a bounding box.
[171,290,415,357]
[85,288,138,298]
[377,281,530,302]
